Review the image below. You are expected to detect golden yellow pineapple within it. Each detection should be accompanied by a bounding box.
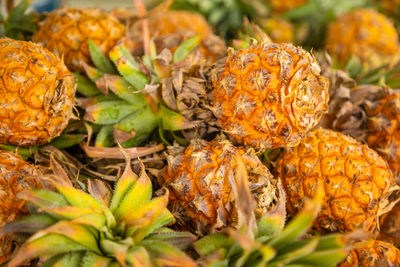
[258,17,294,43]
[266,0,308,13]
[159,136,282,236]
[211,42,329,150]
[129,10,225,62]
[338,239,400,267]
[0,38,75,146]
[325,9,399,69]
[0,150,42,264]
[364,90,400,180]
[33,8,125,72]
[275,128,396,233]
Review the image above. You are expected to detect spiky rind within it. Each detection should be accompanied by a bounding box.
[212,42,329,150]
[0,38,75,146]
[276,128,396,233]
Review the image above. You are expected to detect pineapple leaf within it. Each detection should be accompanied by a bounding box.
[109,161,138,213]
[119,187,168,228]
[84,100,138,125]
[172,35,201,63]
[82,62,105,82]
[316,234,347,250]
[1,214,56,235]
[8,234,87,267]
[159,104,201,131]
[27,221,101,253]
[140,240,197,267]
[81,251,112,267]
[50,133,86,149]
[50,251,85,267]
[194,233,233,257]
[88,38,117,74]
[19,189,69,209]
[126,246,152,267]
[114,166,153,220]
[97,74,147,107]
[269,238,319,266]
[146,231,197,250]
[116,105,159,136]
[109,45,150,91]
[74,73,101,97]
[95,125,115,147]
[291,248,348,266]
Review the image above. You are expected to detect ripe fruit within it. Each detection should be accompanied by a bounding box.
[160,136,282,235]
[338,239,400,266]
[325,9,399,69]
[33,8,125,72]
[0,38,75,146]
[211,42,329,150]
[275,128,396,233]
[5,160,197,267]
[364,89,400,180]
[0,150,42,264]
[266,0,308,13]
[129,10,225,62]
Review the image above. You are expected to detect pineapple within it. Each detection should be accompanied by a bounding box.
[0,149,43,264]
[275,128,396,233]
[194,193,349,266]
[129,10,225,62]
[4,159,197,267]
[325,9,399,69]
[211,42,329,150]
[0,38,75,147]
[33,8,125,72]
[338,239,400,266]
[159,136,282,236]
[266,0,308,13]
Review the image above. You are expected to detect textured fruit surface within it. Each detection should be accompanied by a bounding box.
[0,150,42,263]
[266,0,308,12]
[365,90,400,180]
[33,8,125,72]
[338,240,400,266]
[275,128,395,233]
[260,17,294,43]
[129,10,225,61]
[211,42,329,150]
[0,38,75,146]
[325,9,399,68]
[160,136,281,235]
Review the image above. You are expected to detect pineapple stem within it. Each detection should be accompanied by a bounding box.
[133,0,149,56]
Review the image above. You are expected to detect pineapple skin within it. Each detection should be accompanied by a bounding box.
[0,150,42,264]
[211,43,329,150]
[338,239,400,266]
[0,38,75,146]
[275,128,395,233]
[259,17,295,44]
[160,136,281,236]
[325,9,399,69]
[129,10,225,62]
[365,90,400,181]
[33,8,125,72]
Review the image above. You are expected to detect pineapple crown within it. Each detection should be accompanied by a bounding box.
[77,36,205,151]
[2,157,197,266]
[194,192,350,267]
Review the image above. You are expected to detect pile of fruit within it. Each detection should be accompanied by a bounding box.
[2,0,400,266]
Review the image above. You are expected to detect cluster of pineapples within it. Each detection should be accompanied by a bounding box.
[2,0,400,266]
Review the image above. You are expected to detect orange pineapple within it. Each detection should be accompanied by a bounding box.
[159,136,282,235]
[325,9,399,69]
[0,150,42,264]
[33,8,125,72]
[258,17,294,43]
[129,10,225,62]
[0,38,75,146]
[266,0,308,13]
[275,128,396,233]
[211,42,329,150]
[338,239,400,266]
